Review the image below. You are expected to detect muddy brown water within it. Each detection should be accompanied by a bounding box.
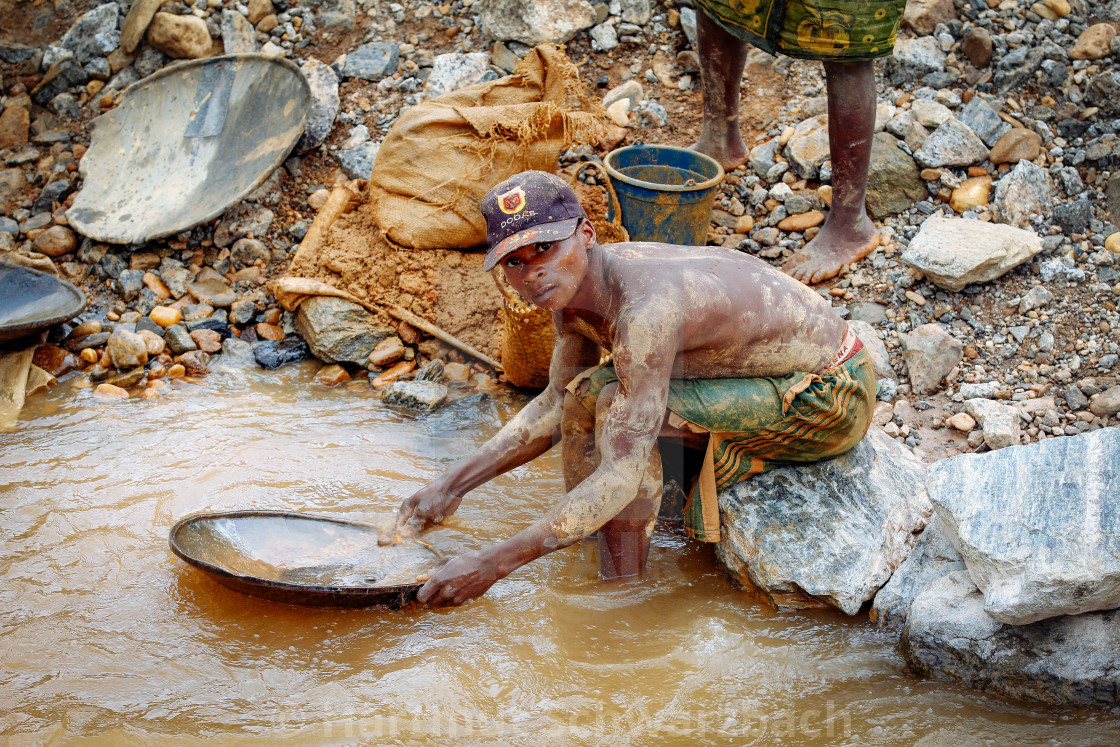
[2,360,1117,745]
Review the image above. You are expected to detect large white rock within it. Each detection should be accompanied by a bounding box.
[476,0,597,45]
[901,571,1120,707]
[926,428,1120,624]
[716,427,932,615]
[901,216,1044,291]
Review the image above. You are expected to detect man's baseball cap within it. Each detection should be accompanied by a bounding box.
[481,170,587,271]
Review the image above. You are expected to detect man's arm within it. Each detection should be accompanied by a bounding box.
[418,301,682,605]
[398,326,601,532]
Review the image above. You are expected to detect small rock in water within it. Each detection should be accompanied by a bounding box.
[314,363,351,386]
[166,363,186,379]
[93,383,129,401]
[380,380,448,412]
[107,367,146,388]
[443,361,471,382]
[415,359,445,382]
[371,359,416,388]
[253,339,311,370]
[178,350,211,375]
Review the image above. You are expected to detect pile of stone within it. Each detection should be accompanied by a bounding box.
[714,421,1120,707]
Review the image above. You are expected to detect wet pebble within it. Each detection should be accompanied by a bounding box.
[369,336,405,366]
[178,350,211,375]
[164,324,198,354]
[189,329,223,353]
[107,328,148,369]
[314,363,351,386]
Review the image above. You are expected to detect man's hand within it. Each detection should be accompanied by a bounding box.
[416,551,498,607]
[397,483,462,534]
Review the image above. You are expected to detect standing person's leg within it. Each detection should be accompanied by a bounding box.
[692,9,751,171]
[783,60,879,284]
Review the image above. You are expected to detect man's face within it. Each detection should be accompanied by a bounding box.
[499,221,591,311]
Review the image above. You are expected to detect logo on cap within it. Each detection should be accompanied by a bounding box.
[497,186,527,215]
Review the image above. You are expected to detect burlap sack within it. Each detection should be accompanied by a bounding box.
[369,44,605,250]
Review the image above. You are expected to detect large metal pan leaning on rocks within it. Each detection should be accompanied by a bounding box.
[69,54,310,245]
[0,262,87,345]
[170,510,442,608]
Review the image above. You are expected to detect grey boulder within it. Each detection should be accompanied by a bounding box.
[716,427,932,615]
[901,571,1120,707]
[927,428,1120,625]
[295,296,395,365]
[381,380,449,412]
[60,3,120,65]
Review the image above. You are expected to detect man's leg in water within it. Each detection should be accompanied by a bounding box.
[563,380,709,578]
[692,9,750,171]
[783,60,879,285]
[593,382,663,579]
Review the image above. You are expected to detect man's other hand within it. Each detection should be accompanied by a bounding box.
[416,552,497,607]
[397,484,462,534]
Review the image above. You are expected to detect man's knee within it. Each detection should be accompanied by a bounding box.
[562,389,594,439]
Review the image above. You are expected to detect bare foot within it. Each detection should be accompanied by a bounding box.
[783,214,879,285]
[690,133,748,172]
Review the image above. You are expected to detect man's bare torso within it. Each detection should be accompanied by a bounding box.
[560,241,847,379]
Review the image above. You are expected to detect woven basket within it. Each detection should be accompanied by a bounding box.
[493,269,554,389]
[493,163,627,389]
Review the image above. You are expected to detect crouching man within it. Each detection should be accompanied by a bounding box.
[398,170,874,606]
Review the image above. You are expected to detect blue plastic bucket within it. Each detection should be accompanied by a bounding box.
[602,144,725,245]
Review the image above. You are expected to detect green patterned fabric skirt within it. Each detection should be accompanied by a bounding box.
[693,0,906,61]
[567,347,876,542]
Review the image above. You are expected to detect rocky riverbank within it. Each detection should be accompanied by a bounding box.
[3,0,1120,710]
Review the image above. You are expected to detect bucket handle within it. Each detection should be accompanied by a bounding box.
[574,161,629,241]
